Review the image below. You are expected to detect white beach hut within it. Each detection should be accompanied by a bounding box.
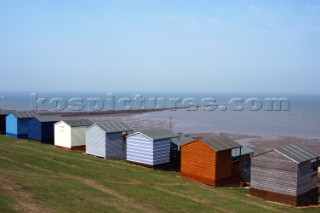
[54,119,93,151]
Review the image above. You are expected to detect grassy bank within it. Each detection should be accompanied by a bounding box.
[0,135,318,213]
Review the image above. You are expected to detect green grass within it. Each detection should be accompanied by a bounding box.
[0,187,18,213]
[0,135,319,213]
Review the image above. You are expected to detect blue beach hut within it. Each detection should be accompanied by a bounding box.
[28,115,61,144]
[126,129,179,166]
[6,111,37,139]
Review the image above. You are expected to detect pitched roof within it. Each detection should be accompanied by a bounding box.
[232,146,254,157]
[11,111,38,118]
[131,129,179,140]
[274,144,319,164]
[63,119,93,127]
[34,115,62,122]
[95,122,132,133]
[188,134,241,151]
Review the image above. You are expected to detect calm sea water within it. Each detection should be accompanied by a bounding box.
[1,92,320,139]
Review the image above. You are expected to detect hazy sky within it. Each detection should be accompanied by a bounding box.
[1,0,320,93]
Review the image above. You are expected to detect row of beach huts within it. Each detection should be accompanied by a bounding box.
[0,110,319,207]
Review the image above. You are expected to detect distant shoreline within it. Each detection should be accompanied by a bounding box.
[34,107,187,117]
[3,107,320,154]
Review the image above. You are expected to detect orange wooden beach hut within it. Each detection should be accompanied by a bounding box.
[181,134,242,187]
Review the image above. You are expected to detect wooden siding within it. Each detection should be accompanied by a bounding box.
[127,133,170,166]
[297,161,318,195]
[127,133,154,165]
[251,151,298,196]
[181,140,237,186]
[251,187,319,206]
[216,150,232,180]
[153,138,170,165]
[181,140,216,185]
[86,125,106,158]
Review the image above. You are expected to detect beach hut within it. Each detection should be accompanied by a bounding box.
[6,111,37,138]
[232,147,254,182]
[126,129,179,166]
[181,134,242,187]
[86,122,133,159]
[54,119,93,151]
[250,144,320,206]
[0,110,10,134]
[28,115,61,144]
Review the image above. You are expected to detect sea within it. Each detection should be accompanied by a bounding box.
[1,91,320,139]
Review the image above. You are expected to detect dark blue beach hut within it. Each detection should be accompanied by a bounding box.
[6,111,37,139]
[28,115,61,144]
[0,110,11,134]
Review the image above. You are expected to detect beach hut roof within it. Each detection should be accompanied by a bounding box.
[232,146,254,157]
[63,119,93,127]
[274,144,319,164]
[247,146,272,156]
[95,122,132,133]
[12,111,38,118]
[140,129,178,140]
[171,136,194,146]
[34,115,62,122]
[129,129,178,140]
[185,134,241,151]
[0,110,11,115]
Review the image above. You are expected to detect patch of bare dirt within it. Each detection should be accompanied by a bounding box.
[0,172,51,213]
[151,185,232,213]
[196,185,287,213]
[0,156,55,174]
[0,156,156,213]
[68,176,157,213]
